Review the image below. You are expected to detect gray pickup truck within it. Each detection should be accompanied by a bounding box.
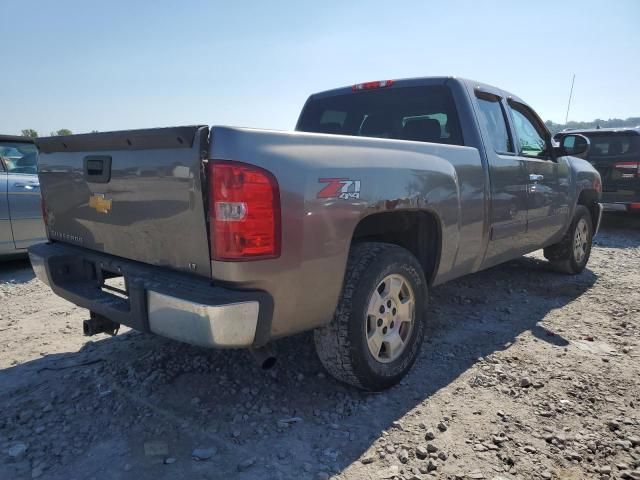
[30,77,602,391]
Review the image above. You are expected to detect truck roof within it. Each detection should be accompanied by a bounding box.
[308,76,529,106]
[556,126,640,136]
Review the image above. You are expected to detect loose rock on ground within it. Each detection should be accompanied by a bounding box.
[0,213,638,479]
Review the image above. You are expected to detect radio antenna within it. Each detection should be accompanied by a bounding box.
[564,74,576,124]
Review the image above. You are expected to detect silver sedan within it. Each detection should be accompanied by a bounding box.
[1,135,46,258]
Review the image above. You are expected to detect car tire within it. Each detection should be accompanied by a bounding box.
[543,205,593,274]
[314,242,428,391]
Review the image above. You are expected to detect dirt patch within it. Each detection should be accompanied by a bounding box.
[1,213,639,480]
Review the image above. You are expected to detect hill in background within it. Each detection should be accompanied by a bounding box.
[545,117,640,135]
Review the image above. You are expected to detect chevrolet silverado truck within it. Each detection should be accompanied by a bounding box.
[29,77,602,391]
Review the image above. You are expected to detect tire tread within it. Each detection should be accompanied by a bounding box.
[314,242,414,390]
[543,205,593,274]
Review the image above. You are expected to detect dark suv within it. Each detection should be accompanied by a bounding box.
[555,127,640,212]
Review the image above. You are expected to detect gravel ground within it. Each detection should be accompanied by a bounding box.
[1,213,639,480]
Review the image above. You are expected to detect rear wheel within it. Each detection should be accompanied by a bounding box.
[314,242,428,391]
[544,205,593,274]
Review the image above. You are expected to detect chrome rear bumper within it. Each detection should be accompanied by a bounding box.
[601,202,628,212]
[28,242,272,348]
[147,291,259,347]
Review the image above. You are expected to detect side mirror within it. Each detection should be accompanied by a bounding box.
[558,134,590,160]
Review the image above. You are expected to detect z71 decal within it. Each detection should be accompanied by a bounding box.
[317,178,361,200]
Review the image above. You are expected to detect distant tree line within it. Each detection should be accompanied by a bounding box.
[20,129,73,138]
[545,117,640,135]
[20,129,39,138]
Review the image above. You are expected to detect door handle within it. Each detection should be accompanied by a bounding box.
[529,174,544,182]
[13,183,40,190]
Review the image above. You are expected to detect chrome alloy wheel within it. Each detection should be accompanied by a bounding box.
[365,274,415,363]
[573,218,589,263]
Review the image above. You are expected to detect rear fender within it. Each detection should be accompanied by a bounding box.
[210,127,469,340]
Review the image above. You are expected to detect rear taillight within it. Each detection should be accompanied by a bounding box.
[352,79,394,91]
[614,161,640,178]
[208,161,280,261]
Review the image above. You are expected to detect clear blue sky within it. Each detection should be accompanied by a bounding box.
[2,0,639,135]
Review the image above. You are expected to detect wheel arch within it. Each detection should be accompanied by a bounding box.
[350,209,442,285]
[577,188,600,228]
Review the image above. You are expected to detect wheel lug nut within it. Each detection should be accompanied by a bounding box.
[387,300,392,308]
[392,308,397,315]
[377,318,383,327]
[382,327,388,334]
[379,306,385,314]
[390,321,395,328]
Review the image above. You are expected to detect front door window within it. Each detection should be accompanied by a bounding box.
[507,103,549,159]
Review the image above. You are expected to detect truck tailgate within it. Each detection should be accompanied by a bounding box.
[36,126,212,277]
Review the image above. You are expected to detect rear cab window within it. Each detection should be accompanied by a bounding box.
[297,85,464,146]
[585,134,638,157]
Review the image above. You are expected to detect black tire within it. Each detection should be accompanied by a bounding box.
[543,205,593,274]
[314,242,428,391]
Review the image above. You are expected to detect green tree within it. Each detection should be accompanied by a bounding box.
[50,129,73,136]
[21,129,39,138]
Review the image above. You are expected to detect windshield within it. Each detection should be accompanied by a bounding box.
[0,142,38,174]
[297,85,463,146]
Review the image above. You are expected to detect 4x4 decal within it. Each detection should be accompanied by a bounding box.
[317,178,361,200]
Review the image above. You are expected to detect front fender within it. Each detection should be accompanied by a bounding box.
[568,156,602,212]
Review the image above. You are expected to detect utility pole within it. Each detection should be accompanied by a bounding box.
[564,74,576,124]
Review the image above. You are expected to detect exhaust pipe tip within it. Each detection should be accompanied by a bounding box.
[249,346,277,370]
[261,356,277,370]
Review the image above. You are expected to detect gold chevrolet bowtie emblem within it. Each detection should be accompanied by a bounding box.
[89,194,112,214]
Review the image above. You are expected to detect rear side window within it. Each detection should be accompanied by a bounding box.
[297,85,463,146]
[586,134,637,157]
[476,97,514,154]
